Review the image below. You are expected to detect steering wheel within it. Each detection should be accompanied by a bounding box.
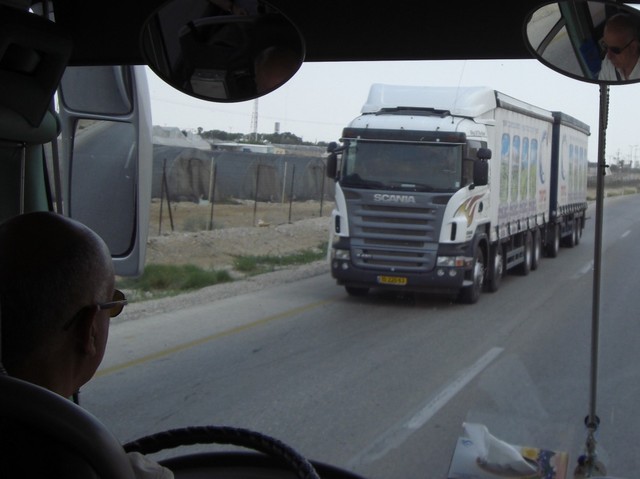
[124,426,366,479]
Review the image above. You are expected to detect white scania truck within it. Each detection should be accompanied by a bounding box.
[326,85,590,303]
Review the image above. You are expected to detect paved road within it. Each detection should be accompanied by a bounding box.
[81,195,640,478]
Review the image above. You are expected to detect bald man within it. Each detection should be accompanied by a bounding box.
[599,13,640,81]
[0,212,172,478]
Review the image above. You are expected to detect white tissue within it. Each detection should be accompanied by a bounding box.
[463,422,538,477]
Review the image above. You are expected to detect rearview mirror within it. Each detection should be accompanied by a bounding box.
[524,3,640,472]
[140,0,305,102]
[524,0,640,84]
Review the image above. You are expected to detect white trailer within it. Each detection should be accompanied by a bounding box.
[326,84,589,303]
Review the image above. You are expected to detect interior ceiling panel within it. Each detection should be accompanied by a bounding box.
[51,0,552,66]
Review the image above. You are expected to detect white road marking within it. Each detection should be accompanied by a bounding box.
[347,347,504,468]
[621,230,631,239]
[573,261,594,279]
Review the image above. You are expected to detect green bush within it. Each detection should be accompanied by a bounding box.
[233,243,327,275]
[119,264,232,296]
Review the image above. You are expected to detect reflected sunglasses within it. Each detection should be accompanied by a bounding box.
[600,38,634,55]
[62,289,128,331]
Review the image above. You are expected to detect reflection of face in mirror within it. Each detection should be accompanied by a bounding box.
[599,13,640,81]
[524,1,640,84]
[140,0,304,102]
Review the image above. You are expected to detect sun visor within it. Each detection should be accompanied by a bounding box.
[0,6,72,127]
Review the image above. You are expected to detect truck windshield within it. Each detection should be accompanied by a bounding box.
[340,139,463,192]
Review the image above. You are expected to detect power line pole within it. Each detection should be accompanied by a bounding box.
[251,98,259,142]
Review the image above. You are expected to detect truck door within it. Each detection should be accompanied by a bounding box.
[57,66,152,276]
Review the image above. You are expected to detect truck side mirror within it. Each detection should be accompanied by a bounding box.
[473,160,489,186]
[477,148,492,160]
[326,153,338,179]
[326,141,345,179]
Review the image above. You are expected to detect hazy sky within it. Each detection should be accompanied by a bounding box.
[147,59,640,164]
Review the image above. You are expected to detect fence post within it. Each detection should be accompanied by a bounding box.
[163,160,175,232]
[288,164,296,223]
[159,158,175,234]
[253,164,261,226]
[158,159,165,235]
[281,161,288,204]
[319,164,326,217]
[208,162,217,230]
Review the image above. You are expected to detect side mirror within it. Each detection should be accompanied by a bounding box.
[327,141,339,153]
[140,0,305,102]
[326,153,338,179]
[473,160,489,187]
[477,148,492,161]
[524,1,640,84]
[524,3,640,462]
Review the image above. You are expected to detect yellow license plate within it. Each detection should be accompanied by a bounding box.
[377,275,408,286]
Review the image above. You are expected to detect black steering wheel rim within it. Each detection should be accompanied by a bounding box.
[124,425,321,479]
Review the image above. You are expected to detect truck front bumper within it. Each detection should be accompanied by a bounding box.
[330,256,467,294]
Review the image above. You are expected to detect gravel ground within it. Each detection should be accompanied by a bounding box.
[119,212,333,322]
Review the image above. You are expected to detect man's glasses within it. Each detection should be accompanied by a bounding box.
[98,289,128,318]
[600,38,634,55]
[62,289,128,331]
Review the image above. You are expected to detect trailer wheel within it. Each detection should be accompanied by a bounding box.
[517,231,532,276]
[574,221,581,246]
[485,242,503,293]
[565,221,577,248]
[458,247,484,304]
[531,229,541,271]
[547,224,560,258]
[345,286,369,296]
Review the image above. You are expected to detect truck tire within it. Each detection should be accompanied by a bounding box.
[531,228,541,271]
[565,221,577,248]
[485,242,503,293]
[547,224,560,258]
[345,286,369,296]
[458,247,484,304]
[517,231,532,276]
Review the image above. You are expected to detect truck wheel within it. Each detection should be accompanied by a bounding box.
[574,221,581,246]
[485,242,503,293]
[547,224,560,258]
[345,286,369,296]
[517,231,532,276]
[565,221,577,248]
[531,229,541,271]
[458,247,484,304]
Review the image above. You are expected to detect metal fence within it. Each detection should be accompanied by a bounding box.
[152,146,334,203]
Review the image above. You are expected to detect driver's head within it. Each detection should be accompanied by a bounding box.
[0,212,116,397]
[602,13,640,74]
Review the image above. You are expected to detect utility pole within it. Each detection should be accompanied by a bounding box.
[251,98,259,142]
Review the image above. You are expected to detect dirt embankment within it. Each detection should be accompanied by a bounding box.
[145,200,334,271]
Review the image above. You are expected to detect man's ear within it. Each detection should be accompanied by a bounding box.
[75,306,100,356]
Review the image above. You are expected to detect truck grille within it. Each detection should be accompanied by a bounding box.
[347,199,445,272]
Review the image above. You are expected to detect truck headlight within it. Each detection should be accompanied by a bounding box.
[332,248,351,260]
[437,256,470,268]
